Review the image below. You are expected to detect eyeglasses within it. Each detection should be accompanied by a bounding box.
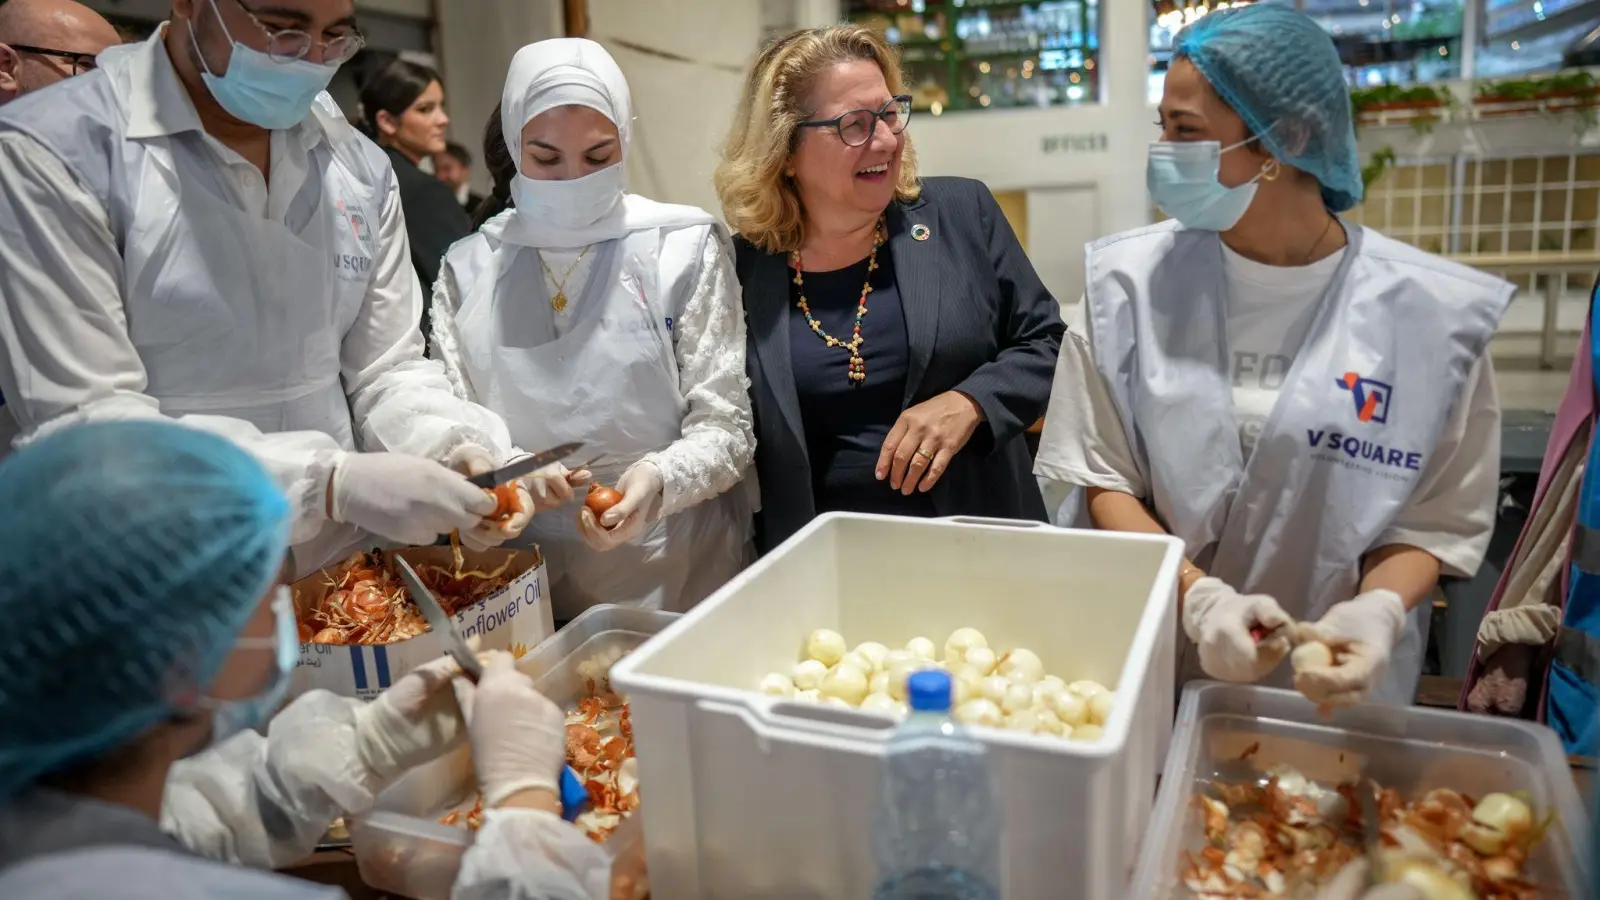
[797,95,912,148]
[228,0,366,66]
[10,44,98,75]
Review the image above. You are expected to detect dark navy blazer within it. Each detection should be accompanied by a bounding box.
[736,176,1066,552]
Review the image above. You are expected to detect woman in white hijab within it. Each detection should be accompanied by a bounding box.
[431,39,754,617]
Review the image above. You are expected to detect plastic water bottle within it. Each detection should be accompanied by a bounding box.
[871,669,1003,900]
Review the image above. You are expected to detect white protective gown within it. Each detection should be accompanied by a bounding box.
[0,691,611,899]
[432,39,754,618]
[0,32,516,575]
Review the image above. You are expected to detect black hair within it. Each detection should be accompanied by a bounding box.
[443,141,473,167]
[472,101,516,230]
[358,59,441,142]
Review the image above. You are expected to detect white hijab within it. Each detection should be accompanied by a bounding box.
[482,38,715,248]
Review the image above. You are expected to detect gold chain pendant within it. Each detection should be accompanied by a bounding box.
[551,290,568,313]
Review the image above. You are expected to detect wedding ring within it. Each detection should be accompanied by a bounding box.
[916,448,934,460]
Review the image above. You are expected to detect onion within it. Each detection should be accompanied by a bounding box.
[953,698,1003,728]
[853,642,890,672]
[943,628,988,667]
[758,672,794,697]
[1291,641,1335,671]
[804,629,848,666]
[584,482,623,516]
[965,646,998,676]
[821,664,870,706]
[791,659,829,691]
[998,648,1045,683]
[905,637,937,660]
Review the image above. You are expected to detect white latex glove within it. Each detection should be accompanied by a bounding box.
[576,461,663,553]
[330,452,496,546]
[1294,589,1407,708]
[522,462,593,516]
[1182,577,1293,683]
[446,444,533,551]
[353,655,468,783]
[468,651,566,807]
[1314,860,1424,900]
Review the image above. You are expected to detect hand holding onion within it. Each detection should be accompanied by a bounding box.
[575,463,663,552]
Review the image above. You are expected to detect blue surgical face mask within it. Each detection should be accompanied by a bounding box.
[1146,137,1269,232]
[188,0,337,130]
[200,586,298,746]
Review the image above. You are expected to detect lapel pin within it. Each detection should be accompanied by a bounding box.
[911,223,931,241]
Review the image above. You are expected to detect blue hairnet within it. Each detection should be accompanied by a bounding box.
[0,421,290,798]
[1175,4,1363,212]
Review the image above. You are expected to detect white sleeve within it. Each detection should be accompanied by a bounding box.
[1372,353,1500,578]
[0,133,343,543]
[428,260,477,402]
[451,809,612,900]
[1031,296,1148,498]
[340,169,516,463]
[160,691,388,869]
[640,227,756,517]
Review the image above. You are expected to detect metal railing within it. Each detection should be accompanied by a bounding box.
[1444,250,1600,367]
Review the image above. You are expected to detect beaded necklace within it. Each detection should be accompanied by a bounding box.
[791,220,884,385]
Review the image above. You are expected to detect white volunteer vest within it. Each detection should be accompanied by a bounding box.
[3,39,392,574]
[1085,221,1512,702]
[446,224,751,617]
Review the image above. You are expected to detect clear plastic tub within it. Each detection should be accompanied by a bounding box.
[348,605,677,900]
[1128,682,1593,898]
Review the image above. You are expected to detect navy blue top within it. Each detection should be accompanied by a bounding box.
[788,247,935,518]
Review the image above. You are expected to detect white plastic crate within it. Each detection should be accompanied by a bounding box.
[608,512,1185,900]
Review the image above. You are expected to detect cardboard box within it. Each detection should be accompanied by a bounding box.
[290,545,553,701]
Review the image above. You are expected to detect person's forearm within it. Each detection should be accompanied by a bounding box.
[1359,543,1440,612]
[1086,487,1206,604]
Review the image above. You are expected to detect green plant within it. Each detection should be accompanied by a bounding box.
[1349,84,1456,134]
[1475,71,1599,136]
[1362,145,1398,191]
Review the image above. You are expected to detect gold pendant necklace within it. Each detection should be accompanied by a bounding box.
[538,245,592,312]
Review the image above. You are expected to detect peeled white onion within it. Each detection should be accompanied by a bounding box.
[859,692,901,717]
[1069,679,1109,699]
[854,642,890,673]
[1005,709,1041,733]
[1034,708,1066,735]
[882,649,917,671]
[838,650,875,676]
[805,629,847,667]
[905,637,937,661]
[1087,690,1116,726]
[758,672,794,697]
[953,698,1003,728]
[1071,724,1105,742]
[964,646,998,676]
[998,648,1045,683]
[1036,675,1067,695]
[868,671,890,696]
[1291,641,1335,672]
[1050,690,1089,728]
[822,665,870,706]
[978,675,1010,705]
[791,659,829,691]
[951,666,984,706]
[822,696,855,710]
[793,689,821,703]
[1001,681,1035,715]
[944,628,989,667]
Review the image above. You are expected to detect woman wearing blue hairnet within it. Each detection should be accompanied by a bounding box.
[1036,4,1511,709]
[0,421,613,898]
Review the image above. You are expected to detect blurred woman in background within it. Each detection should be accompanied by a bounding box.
[432,39,754,618]
[360,58,472,332]
[1034,4,1508,708]
[717,25,1063,552]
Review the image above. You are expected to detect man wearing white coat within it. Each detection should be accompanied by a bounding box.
[0,0,534,574]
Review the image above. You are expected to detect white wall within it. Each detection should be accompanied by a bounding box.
[434,0,565,193]
[584,0,766,215]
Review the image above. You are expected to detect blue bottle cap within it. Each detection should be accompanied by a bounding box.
[906,669,953,713]
[560,766,588,822]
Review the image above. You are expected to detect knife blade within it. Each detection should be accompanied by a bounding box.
[1355,774,1385,886]
[395,556,484,682]
[466,441,585,488]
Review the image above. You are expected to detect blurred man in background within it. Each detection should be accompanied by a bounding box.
[435,139,484,214]
[0,0,120,104]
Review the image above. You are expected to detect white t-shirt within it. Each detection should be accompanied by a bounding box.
[1035,246,1500,580]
